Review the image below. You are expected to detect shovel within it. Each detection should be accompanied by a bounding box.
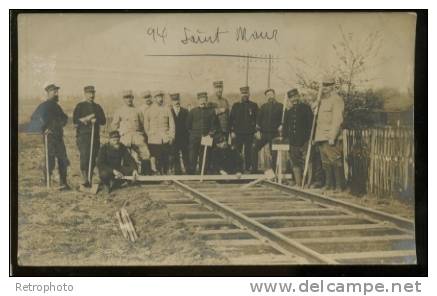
[79,119,99,194]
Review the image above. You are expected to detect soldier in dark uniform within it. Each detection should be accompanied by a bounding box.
[29,84,70,190]
[186,92,218,174]
[96,130,138,193]
[72,86,106,187]
[169,93,190,174]
[209,81,230,173]
[213,138,243,175]
[229,86,259,173]
[283,88,313,187]
[252,88,283,172]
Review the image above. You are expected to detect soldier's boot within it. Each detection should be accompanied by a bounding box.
[333,165,345,193]
[81,170,90,187]
[150,157,159,175]
[141,160,151,175]
[321,165,334,192]
[292,167,302,188]
[59,168,71,191]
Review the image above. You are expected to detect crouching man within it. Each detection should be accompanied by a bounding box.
[214,135,243,175]
[96,130,139,193]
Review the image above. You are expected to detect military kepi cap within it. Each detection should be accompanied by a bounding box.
[153,90,164,97]
[322,76,335,86]
[240,86,250,94]
[197,92,208,99]
[170,93,180,100]
[264,88,275,95]
[109,130,121,139]
[287,88,299,98]
[141,91,152,98]
[122,90,134,98]
[45,84,60,92]
[213,81,223,88]
[84,85,95,93]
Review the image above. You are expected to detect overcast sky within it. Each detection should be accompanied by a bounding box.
[18,12,416,99]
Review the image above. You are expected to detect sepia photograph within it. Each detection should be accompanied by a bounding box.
[11,11,422,271]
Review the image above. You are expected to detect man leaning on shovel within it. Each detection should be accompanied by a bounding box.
[29,84,71,190]
[72,85,106,189]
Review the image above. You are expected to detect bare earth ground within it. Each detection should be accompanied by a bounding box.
[17,129,227,266]
[16,126,414,266]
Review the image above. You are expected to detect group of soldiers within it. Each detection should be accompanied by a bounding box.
[30,77,345,193]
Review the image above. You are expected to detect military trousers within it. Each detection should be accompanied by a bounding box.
[252,133,278,171]
[318,140,344,168]
[76,132,100,172]
[233,133,254,171]
[188,135,210,174]
[171,142,189,174]
[289,142,308,170]
[98,165,134,187]
[149,143,171,174]
[42,134,70,183]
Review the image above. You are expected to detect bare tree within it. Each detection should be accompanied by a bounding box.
[333,25,382,99]
[286,26,382,98]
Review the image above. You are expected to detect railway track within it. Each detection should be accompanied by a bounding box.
[147,180,416,265]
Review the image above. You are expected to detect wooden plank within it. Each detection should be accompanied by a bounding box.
[255,215,352,222]
[263,181,415,231]
[206,239,264,247]
[123,174,292,182]
[275,223,388,233]
[242,208,341,217]
[183,218,233,226]
[296,234,414,244]
[227,254,299,265]
[198,229,248,235]
[171,211,221,219]
[327,250,416,260]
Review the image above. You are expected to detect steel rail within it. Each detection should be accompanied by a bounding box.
[172,180,338,264]
[262,181,415,231]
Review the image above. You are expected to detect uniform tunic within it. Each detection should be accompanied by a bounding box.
[143,104,175,145]
[186,106,218,173]
[209,97,230,136]
[257,98,283,135]
[96,142,137,185]
[314,92,345,166]
[112,105,150,160]
[30,98,69,182]
[72,100,106,171]
[283,102,313,168]
[143,103,175,174]
[283,102,313,147]
[171,106,190,173]
[314,93,344,143]
[229,100,259,171]
[253,98,283,170]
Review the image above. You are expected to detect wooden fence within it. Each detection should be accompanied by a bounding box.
[343,127,414,199]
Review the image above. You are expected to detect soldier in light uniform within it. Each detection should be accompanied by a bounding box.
[72,85,106,187]
[139,90,153,116]
[111,90,151,174]
[29,84,70,190]
[282,88,313,187]
[253,88,283,172]
[186,92,218,174]
[229,86,259,173]
[169,93,190,174]
[314,77,345,192]
[143,91,175,175]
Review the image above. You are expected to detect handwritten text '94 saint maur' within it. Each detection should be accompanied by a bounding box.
[146,26,279,45]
